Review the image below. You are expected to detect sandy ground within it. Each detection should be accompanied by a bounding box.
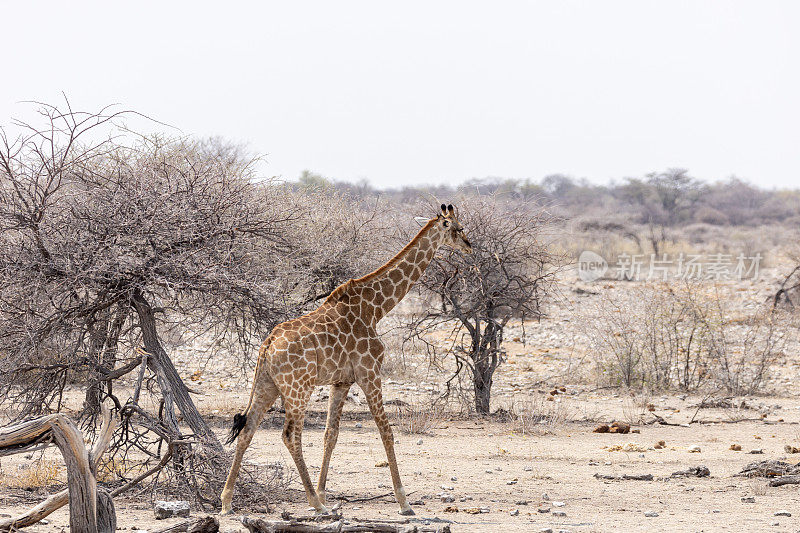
[3,393,800,533]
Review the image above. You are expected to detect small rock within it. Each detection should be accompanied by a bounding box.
[644,511,659,517]
[741,497,755,503]
[507,480,518,485]
[770,522,779,526]
[509,509,519,516]
[451,476,458,481]
[539,529,554,533]
[479,507,490,513]
[542,492,551,500]
[774,510,791,517]
[516,500,530,506]
[730,444,742,451]
[524,465,533,471]
[538,508,551,513]
[552,501,565,507]
[443,505,458,513]
[440,494,455,503]
[440,485,454,491]
[552,511,566,517]
[749,449,764,454]
[154,500,190,519]
[784,445,800,454]
[355,423,363,428]
[416,439,423,445]
[688,445,701,453]
[485,469,493,474]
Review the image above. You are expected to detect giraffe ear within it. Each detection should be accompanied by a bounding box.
[413,216,428,227]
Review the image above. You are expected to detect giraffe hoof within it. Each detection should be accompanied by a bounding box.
[399,507,415,516]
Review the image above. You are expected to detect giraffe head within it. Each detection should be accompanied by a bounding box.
[436,203,472,254]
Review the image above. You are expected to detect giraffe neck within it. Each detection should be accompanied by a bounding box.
[353,219,442,324]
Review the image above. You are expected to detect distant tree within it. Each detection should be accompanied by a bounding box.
[298,169,332,188]
[404,197,560,414]
[541,174,576,198]
[645,168,703,225]
[616,169,703,253]
[701,177,765,225]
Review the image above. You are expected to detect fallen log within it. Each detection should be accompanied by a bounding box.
[671,466,710,478]
[769,475,800,487]
[594,473,654,481]
[0,404,117,532]
[153,515,220,533]
[240,516,450,533]
[737,460,800,478]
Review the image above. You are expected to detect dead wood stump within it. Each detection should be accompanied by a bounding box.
[0,405,117,532]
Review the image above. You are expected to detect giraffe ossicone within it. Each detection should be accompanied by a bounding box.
[220,204,472,516]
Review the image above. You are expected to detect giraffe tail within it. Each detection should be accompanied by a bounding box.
[225,413,247,444]
[225,334,275,445]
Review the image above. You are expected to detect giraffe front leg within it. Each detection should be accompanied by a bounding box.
[359,377,414,515]
[316,382,350,505]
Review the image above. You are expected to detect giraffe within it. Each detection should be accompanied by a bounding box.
[220,203,472,516]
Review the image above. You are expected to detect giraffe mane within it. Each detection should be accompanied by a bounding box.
[323,217,438,304]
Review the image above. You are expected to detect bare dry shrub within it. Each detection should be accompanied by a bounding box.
[508,395,570,435]
[708,306,795,395]
[621,392,653,425]
[230,460,294,511]
[391,400,445,435]
[581,282,795,394]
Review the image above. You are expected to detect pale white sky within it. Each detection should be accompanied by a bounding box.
[1,1,798,188]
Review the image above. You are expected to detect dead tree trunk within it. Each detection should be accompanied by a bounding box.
[0,405,117,532]
[84,306,127,416]
[130,291,223,455]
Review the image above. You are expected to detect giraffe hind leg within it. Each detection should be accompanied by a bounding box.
[220,377,279,514]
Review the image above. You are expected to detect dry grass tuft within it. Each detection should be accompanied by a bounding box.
[508,394,570,435]
[0,458,63,489]
[391,400,445,435]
